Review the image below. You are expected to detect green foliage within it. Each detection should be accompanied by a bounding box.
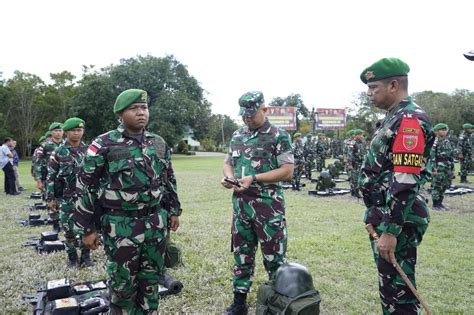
[205,114,240,148]
[176,139,189,154]
[200,138,216,152]
[269,93,309,129]
[346,92,384,137]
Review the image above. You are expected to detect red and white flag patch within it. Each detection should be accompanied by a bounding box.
[87,141,101,157]
[392,116,425,174]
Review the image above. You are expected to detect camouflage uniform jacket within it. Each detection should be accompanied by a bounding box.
[303,139,315,158]
[292,140,304,165]
[33,140,62,181]
[359,96,434,237]
[431,136,455,172]
[458,131,472,157]
[343,138,353,161]
[225,118,293,198]
[75,124,181,235]
[316,139,328,157]
[46,141,87,202]
[348,138,366,167]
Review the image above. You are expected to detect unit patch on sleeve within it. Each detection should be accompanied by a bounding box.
[392,116,425,174]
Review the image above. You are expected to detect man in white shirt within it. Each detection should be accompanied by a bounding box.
[1,137,18,195]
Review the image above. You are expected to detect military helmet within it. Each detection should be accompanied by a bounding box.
[274,263,315,298]
[334,159,341,167]
[319,170,331,179]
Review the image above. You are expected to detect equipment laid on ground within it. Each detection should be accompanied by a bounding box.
[282,182,306,190]
[308,171,350,196]
[28,192,43,199]
[256,262,321,314]
[19,212,53,227]
[22,231,66,253]
[444,185,474,195]
[22,203,48,211]
[22,273,183,314]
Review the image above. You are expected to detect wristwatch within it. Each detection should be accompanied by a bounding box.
[252,174,257,182]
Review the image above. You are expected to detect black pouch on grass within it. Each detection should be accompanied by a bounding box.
[164,241,182,268]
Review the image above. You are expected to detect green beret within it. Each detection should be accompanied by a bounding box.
[345,130,353,137]
[63,117,85,131]
[318,132,325,136]
[433,123,448,131]
[49,122,63,131]
[306,133,313,137]
[38,136,46,142]
[238,91,264,116]
[293,132,301,138]
[114,89,148,113]
[353,129,364,135]
[360,58,410,84]
[45,131,51,138]
[462,123,473,129]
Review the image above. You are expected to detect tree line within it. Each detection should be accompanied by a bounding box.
[1,54,472,157]
[0,55,239,157]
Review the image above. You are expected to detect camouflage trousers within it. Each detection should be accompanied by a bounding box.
[370,225,428,314]
[59,199,80,255]
[305,157,315,179]
[349,164,362,192]
[316,157,325,172]
[431,167,452,202]
[459,154,472,177]
[231,192,288,293]
[292,162,304,188]
[102,208,168,314]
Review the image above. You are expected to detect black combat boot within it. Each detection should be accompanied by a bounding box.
[80,249,95,267]
[460,176,471,184]
[439,197,448,210]
[67,251,79,269]
[432,200,442,210]
[223,293,248,315]
[52,220,60,233]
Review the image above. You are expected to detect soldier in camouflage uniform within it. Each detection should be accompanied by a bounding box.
[291,132,304,190]
[457,123,473,183]
[34,123,64,231]
[47,117,93,268]
[74,89,182,314]
[31,133,49,178]
[315,133,328,172]
[221,91,294,315]
[303,133,315,180]
[430,123,455,210]
[347,129,366,198]
[358,58,434,314]
[342,130,354,171]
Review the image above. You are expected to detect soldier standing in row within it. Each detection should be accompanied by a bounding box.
[291,132,304,190]
[358,58,434,313]
[74,89,182,314]
[303,133,316,180]
[315,132,328,172]
[221,91,294,315]
[347,129,366,198]
[458,123,472,183]
[31,133,48,178]
[342,130,354,172]
[430,123,455,210]
[34,122,64,231]
[47,117,93,268]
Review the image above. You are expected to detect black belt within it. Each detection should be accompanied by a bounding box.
[104,206,158,218]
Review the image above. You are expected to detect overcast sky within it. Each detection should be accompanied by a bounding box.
[1,0,473,120]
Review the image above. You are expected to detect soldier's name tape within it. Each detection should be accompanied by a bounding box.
[392,153,423,168]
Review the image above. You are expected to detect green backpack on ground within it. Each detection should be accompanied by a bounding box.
[256,263,321,315]
[164,234,183,268]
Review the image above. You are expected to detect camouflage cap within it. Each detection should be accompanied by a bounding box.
[462,123,473,129]
[293,132,301,138]
[318,132,325,136]
[238,91,264,116]
[63,117,85,131]
[306,133,313,137]
[49,122,63,131]
[114,89,148,113]
[360,58,410,84]
[434,123,448,131]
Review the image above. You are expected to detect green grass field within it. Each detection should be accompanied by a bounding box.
[1,157,473,314]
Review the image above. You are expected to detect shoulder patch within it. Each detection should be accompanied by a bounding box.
[87,140,102,157]
[392,116,425,174]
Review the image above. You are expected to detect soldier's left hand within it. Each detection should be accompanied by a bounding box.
[377,232,397,262]
[169,215,180,232]
[234,176,252,192]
